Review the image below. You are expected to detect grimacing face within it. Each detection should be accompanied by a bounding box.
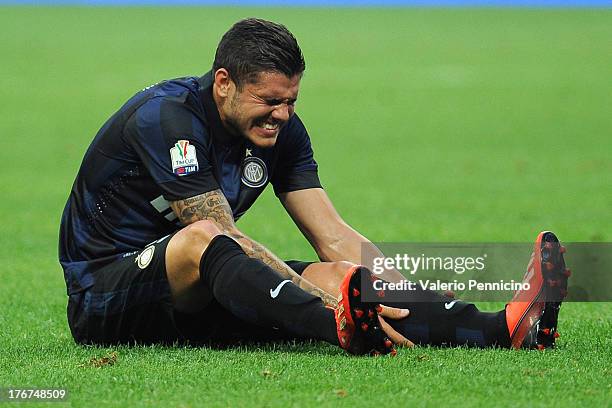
[215,70,301,148]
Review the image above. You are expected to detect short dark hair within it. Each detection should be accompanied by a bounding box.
[213,18,305,88]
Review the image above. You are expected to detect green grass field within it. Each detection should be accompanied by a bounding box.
[1,6,611,407]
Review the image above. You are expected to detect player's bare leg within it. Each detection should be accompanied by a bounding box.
[164,220,395,355]
[165,220,222,312]
[301,261,353,298]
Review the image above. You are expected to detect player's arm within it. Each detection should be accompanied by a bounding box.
[280,188,414,347]
[170,189,338,306]
[279,188,406,284]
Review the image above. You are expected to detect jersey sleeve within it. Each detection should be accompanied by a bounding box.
[271,114,322,195]
[124,96,219,201]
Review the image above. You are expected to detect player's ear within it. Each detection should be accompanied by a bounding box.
[213,68,233,98]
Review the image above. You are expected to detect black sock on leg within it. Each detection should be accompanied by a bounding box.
[198,235,339,345]
[384,288,511,348]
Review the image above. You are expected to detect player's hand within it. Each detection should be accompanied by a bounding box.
[377,305,415,348]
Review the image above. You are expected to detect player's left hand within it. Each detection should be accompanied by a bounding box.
[377,305,414,348]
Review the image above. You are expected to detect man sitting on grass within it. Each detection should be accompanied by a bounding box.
[59,18,569,355]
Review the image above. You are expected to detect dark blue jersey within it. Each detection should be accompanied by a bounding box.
[59,71,321,295]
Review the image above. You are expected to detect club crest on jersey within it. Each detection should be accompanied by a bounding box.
[170,140,199,176]
[241,156,268,188]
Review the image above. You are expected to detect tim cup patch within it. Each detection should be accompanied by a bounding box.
[241,156,268,188]
[136,245,155,269]
[170,140,199,176]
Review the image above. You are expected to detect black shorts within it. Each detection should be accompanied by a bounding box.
[67,235,314,346]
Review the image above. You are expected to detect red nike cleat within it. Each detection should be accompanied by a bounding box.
[335,265,396,356]
[506,231,569,349]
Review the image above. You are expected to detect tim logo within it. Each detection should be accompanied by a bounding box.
[241,156,268,188]
[170,140,199,176]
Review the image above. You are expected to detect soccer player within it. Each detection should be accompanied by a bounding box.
[59,18,568,354]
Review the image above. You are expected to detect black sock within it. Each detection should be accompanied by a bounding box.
[383,286,511,348]
[199,235,338,345]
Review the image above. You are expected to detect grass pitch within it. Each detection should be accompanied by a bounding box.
[0,6,611,407]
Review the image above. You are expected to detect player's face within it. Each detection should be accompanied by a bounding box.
[220,71,300,148]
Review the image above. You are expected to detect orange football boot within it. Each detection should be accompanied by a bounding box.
[335,265,396,356]
[506,231,569,349]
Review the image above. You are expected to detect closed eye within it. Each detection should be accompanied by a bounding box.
[266,98,297,107]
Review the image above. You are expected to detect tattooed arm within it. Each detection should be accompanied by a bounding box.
[170,189,338,307]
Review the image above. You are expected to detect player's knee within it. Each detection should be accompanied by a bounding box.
[170,220,223,269]
[166,221,224,312]
[187,219,224,244]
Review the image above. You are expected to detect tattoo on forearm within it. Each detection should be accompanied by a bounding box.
[240,240,338,307]
[171,190,337,307]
